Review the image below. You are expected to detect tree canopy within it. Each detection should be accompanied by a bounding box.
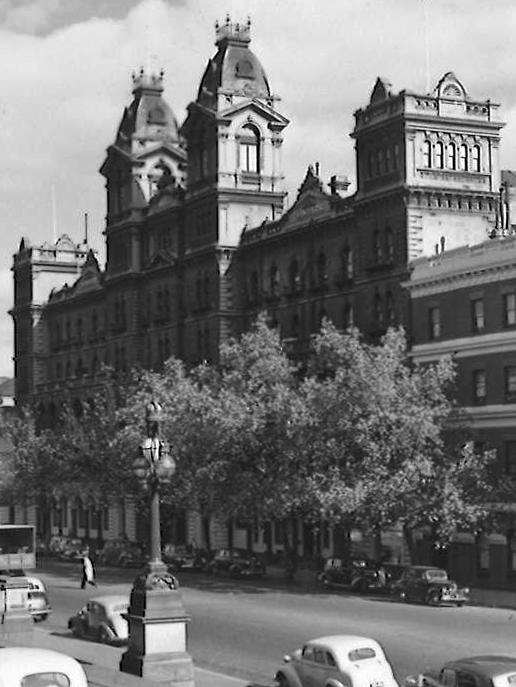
[1,315,501,561]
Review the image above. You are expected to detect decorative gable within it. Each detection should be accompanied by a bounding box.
[280,166,333,232]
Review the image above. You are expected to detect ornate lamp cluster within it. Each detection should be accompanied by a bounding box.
[132,401,176,487]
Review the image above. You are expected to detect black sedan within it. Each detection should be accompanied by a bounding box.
[207,548,266,578]
[317,557,389,593]
[393,565,469,606]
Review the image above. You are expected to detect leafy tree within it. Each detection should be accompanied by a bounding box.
[0,408,68,540]
[301,322,497,562]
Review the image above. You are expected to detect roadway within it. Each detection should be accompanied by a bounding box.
[34,560,516,686]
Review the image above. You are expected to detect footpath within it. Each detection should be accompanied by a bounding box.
[4,625,253,687]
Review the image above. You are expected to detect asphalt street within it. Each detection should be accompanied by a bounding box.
[34,560,516,686]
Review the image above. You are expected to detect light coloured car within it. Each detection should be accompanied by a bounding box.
[405,655,516,687]
[275,634,399,687]
[0,570,52,621]
[68,593,128,644]
[27,574,52,621]
[0,646,87,686]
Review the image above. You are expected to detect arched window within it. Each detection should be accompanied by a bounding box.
[374,231,383,263]
[378,149,384,175]
[270,263,280,297]
[385,227,394,263]
[239,124,260,173]
[195,274,202,308]
[249,271,259,304]
[367,151,374,178]
[386,291,395,325]
[447,143,456,169]
[472,144,481,172]
[203,274,210,308]
[459,143,468,171]
[423,140,431,168]
[435,142,444,169]
[385,147,392,173]
[343,304,354,330]
[317,252,327,285]
[341,246,353,280]
[203,326,210,361]
[291,313,300,338]
[374,292,384,327]
[393,143,400,170]
[289,259,301,293]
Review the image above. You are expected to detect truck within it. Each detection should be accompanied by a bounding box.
[0,525,36,571]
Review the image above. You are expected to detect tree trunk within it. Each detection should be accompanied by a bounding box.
[372,524,382,562]
[283,516,298,582]
[402,525,417,564]
[201,512,211,552]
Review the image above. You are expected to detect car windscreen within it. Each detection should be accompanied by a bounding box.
[21,673,70,687]
[425,570,448,581]
[349,647,376,661]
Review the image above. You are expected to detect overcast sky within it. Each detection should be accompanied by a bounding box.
[0,0,515,378]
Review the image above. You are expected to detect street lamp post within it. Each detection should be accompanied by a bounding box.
[120,401,194,686]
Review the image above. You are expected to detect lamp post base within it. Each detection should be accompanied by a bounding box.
[120,562,194,687]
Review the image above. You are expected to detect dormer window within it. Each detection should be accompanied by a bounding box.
[148,107,166,125]
[239,124,260,174]
[235,60,254,79]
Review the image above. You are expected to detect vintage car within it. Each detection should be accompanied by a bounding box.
[163,544,210,572]
[393,565,469,606]
[275,634,399,687]
[0,646,88,687]
[405,655,516,687]
[207,548,266,578]
[68,593,129,644]
[97,539,145,567]
[0,570,52,622]
[317,557,389,593]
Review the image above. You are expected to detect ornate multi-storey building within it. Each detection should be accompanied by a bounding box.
[9,19,512,579]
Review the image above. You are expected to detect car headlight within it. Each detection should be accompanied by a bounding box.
[462,587,470,594]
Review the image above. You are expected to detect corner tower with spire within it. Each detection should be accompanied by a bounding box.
[180,17,289,358]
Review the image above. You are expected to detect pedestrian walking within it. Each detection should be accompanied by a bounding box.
[81,553,97,589]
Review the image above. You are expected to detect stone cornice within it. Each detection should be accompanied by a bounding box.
[410,328,516,361]
[406,257,516,297]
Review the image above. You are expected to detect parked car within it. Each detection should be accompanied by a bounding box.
[393,565,469,606]
[317,557,389,593]
[0,646,88,687]
[117,542,146,568]
[97,540,145,567]
[68,594,129,644]
[0,570,52,622]
[163,544,210,572]
[405,655,516,687]
[207,548,266,578]
[275,634,399,687]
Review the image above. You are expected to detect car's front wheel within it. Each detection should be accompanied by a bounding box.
[426,590,441,606]
[276,672,290,687]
